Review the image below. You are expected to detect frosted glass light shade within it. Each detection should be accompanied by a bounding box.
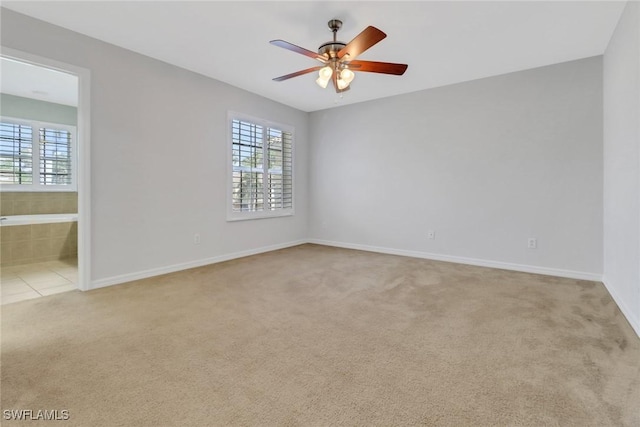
[319,66,333,79]
[340,68,355,84]
[316,76,330,88]
[316,66,333,88]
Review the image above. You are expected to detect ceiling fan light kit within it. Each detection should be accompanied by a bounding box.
[270,19,408,93]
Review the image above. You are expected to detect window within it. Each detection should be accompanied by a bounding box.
[228,112,293,220]
[0,118,76,191]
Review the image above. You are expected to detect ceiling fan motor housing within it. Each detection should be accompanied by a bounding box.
[318,42,346,59]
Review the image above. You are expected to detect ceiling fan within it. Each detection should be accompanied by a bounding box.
[270,19,408,93]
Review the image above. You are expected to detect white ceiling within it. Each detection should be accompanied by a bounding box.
[2,1,626,112]
[0,57,78,106]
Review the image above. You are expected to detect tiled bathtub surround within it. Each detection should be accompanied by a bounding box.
[1,221,77,266]
[0,192,77,216]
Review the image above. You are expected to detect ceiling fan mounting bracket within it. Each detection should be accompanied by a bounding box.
[327,19,343,34]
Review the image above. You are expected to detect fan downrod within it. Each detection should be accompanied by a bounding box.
[319,19,345,58]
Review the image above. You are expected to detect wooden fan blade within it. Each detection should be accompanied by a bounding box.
[347,60,408,75]
[337,26,386,60]
[270,40,327,62]
[273,66,322,82]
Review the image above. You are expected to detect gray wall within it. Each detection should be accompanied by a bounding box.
[1,8,309,285]
[309,57,603,277]
[0,93,77,125]
[603,1,640,335]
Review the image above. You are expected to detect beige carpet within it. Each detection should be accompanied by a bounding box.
[1,244,639,426]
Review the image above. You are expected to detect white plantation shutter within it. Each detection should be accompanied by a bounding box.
[0,122,33,184]
[0,118,76,190]
[40,127,72,185]
[232,120,265,212]
[230,114,293,219]
[267,127,293,210]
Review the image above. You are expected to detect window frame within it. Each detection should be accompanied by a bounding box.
[0,116,77,192]
[227,111,294,221]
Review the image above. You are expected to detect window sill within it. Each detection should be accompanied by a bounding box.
[227,210,294,222]
[0,185,77,192]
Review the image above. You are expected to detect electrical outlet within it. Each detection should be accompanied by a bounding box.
[427,230,435,240]
[194,233,201,245]
[527,238,537,249]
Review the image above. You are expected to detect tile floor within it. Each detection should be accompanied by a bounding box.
[1,258,78,305]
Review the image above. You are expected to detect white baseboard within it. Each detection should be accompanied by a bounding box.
[90,240,306,290]
[602,277,640,338]
[307,238,603,282]
[90,238,601,290]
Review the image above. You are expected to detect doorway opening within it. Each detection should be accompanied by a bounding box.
[1,48,90,303]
